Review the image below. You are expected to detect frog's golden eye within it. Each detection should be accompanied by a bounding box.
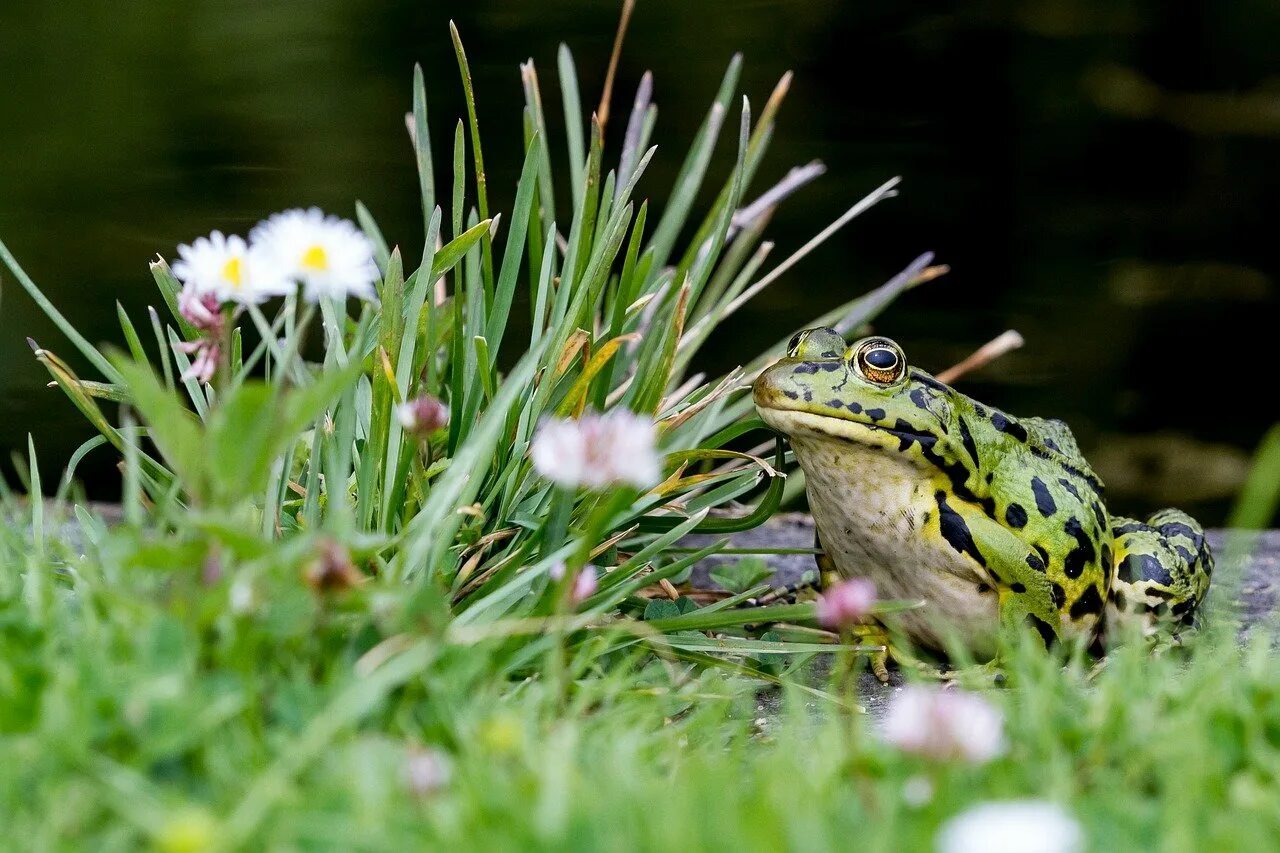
[786,331,806,357]
[852,338,906,385]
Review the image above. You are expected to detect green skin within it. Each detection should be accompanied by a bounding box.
[753,328,1212,660]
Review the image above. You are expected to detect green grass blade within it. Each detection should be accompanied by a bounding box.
[411,63,437,256]
[355,201,391,272]
[149,257,198,339]
[0,238,122,382]
[431,218,493,283]
[450,22,495,298]
[557,43,585,211]
[644,54,742,275]
[520,59,557,228]
[1229,424,1280,529]
[451,119,466,240]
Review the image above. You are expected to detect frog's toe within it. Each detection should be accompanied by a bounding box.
[870,645,891,684]
[935,659,1006,689]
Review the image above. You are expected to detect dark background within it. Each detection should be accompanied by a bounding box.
[1,1,1276,523]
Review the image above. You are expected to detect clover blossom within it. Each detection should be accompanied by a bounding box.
[531,410,660,489]
[816,577,876,630]
[397,394,450,437]
[550,562,600,605]
[936,800,1083,853]
[172,285,227,385]
[882,685,1006,764]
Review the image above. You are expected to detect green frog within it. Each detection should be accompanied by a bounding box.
[753,328,1212,675]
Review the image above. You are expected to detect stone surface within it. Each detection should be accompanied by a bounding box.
[685,514,1280,718]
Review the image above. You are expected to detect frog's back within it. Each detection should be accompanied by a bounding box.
[958,402,1115,636]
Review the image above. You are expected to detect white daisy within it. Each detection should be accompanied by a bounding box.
[250,207,379,302]
[531,410,661,490]
[171,230,289,304]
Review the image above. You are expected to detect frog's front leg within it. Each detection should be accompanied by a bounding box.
[937,496,1067,653]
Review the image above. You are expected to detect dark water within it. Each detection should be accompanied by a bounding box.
[1,1,1276,522]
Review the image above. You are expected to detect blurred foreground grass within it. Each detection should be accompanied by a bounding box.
[1,501,1280,849]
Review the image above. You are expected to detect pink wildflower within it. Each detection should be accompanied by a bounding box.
[549,562,599,605]
[396,395,450,437]
[174,284,226,385]
[816,578,877,630]
[882,685,1006,764]
[531,410,660,489]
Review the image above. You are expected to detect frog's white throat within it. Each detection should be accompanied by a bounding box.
[764,407,1000,655]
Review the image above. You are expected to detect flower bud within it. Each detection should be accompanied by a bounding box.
[396,395,450,437]
[304,539,364,593]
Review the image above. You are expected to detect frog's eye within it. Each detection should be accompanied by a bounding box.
[786,331,806,357]
[852,338,906,385]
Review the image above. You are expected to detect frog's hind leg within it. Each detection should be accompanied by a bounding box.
[1107,509,1213,642]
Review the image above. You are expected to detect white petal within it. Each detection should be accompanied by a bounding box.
[937,801,1083,853]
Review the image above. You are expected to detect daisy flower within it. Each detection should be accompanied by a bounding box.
[531,410,661,490]
[936,800,1083,853]
[882,685,1006,764]
[250,207,379,302]
[171,230,288,304]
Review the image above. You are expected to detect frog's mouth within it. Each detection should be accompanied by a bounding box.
[756,405,935,454]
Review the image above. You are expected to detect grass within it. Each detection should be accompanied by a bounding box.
[1,17,1280,851]
[1,509,1279,850]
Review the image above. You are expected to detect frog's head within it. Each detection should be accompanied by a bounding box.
[753,329,959,460]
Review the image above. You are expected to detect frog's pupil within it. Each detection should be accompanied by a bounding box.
[864,348,898,369]
[787,332,804,355]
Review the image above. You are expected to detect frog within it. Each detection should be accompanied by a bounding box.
[752,328,1212,678]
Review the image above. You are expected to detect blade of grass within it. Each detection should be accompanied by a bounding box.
[558,44,585,211]
[0,238,122,382]
[484,138,542,365]
[450,22,496,299]
[644,54,742,275]
[410,63,437,260]
[149,257,198,339]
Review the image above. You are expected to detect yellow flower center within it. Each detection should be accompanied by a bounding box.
[221,256,244,289]
[301,244,329,271]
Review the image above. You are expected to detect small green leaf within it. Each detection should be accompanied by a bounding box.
[643,599,681,621]
[709,557,773,594]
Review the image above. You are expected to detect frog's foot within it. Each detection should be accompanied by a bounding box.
[844,623,893,683]
[931,659,1006,689]
[840,623,949,684]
